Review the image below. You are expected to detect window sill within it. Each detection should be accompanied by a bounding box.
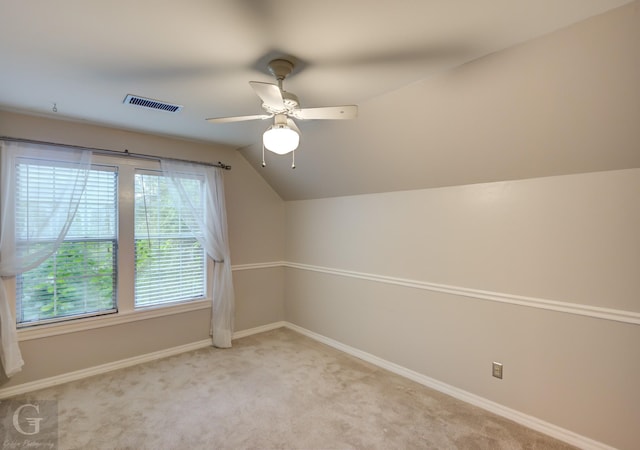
[17,299,211,342]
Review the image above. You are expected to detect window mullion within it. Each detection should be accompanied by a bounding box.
[117,164,136,313]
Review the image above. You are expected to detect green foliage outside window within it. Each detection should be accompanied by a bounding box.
[18,241,116,323]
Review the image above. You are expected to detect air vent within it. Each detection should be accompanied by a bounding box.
[124,94,183,113]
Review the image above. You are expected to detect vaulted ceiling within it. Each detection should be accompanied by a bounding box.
[1,1,638,199]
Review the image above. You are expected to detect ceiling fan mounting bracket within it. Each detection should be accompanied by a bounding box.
[267,58,295,81]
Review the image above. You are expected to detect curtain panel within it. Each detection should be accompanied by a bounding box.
[0,141,92,377]
[161,159,235,348]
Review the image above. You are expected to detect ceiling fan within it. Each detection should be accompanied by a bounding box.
[206,58,358,168]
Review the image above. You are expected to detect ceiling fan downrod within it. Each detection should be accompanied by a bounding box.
[267,59,295,89]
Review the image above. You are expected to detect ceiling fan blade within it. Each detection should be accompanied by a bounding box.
[287,118,301,135]
[293,105,358,120]
[206,114,271,123]
[249,81,284,110]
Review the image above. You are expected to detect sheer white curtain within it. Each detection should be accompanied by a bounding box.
[161,159,235,348]
[0,141,92,377]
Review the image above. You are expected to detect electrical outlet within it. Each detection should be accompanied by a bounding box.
[492,362,503,379]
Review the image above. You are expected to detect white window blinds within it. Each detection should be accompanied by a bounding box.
[16,160,118,325]
[134,171,206,307]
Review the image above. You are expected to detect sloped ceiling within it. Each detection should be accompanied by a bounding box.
[0,0,637,200]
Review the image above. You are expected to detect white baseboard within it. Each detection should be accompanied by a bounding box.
[0,320,614,449]
[283,322,615,450]
[0,339,212,400]
[232,321,287,340]
[0,323,284,400]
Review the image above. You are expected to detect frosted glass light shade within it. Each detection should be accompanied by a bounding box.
[263,125,299,154]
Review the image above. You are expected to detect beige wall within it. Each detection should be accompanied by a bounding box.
[284,169,640,449]
[0,110,286,388]
[282,7,640,446]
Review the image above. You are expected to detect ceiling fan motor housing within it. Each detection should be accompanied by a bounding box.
[282,91,299,109]
[263,91,299,115]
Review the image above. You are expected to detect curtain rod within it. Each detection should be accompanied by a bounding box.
[0,136,232,170]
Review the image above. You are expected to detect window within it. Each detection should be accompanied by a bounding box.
[8,148,209,328]
[16,159,118,326]
[134,171,206,306]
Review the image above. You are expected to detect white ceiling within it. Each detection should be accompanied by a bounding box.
[0,0,636,199]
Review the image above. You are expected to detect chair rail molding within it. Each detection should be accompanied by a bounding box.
[232,261,640,325]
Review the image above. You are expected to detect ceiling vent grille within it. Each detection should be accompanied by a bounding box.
[124,94,183,113]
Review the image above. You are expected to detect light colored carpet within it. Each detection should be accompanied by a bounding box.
[9,328,575,449]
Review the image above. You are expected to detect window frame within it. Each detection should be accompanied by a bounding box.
[133,168,208,308]
[9,153,213,341]
[15,160,119,327]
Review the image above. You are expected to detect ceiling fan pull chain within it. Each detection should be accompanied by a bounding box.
[291,149,296,169]
[262,143,266,167]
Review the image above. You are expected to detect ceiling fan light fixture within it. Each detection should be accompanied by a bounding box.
[263,124,299,154]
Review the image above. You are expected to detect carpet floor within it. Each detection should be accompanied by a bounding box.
[5,328,576,449]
